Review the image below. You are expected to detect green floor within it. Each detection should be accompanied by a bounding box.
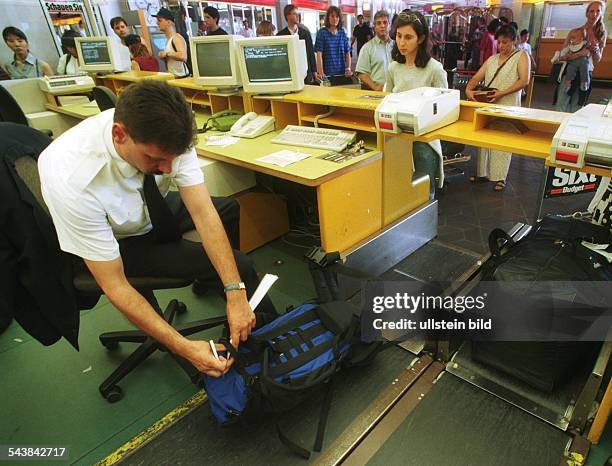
[1,237,610,465]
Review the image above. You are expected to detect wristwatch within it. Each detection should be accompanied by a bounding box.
[223,282,246,293]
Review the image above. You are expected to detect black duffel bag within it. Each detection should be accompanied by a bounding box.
[472,215,610,393]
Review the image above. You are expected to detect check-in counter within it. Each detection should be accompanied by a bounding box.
[536,38,612,79]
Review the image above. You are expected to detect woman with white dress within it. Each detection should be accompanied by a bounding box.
[466,25,530,192]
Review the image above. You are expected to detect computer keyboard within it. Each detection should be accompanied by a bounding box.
[271,125,357,152]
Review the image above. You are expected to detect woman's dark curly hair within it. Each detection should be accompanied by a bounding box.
[391,11,432,68]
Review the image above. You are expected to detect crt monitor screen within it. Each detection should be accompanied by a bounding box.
[80,40,112,66]
[243,44,291,82]
[196,42,232,77]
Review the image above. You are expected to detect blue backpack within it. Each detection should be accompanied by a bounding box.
[202,299,380,458]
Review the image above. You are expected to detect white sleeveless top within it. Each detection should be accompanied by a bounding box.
[165,35,188,77]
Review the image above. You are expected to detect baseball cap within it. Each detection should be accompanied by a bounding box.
[153,7,174,21]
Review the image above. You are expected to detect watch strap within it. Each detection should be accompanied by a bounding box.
[223,282,246,293]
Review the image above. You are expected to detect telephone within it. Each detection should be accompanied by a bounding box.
[230,112,276,138]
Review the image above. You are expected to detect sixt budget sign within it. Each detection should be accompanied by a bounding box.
[544,167,601,198]
[44,1,84,13]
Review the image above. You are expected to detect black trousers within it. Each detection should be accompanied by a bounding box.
[116,192,277,320]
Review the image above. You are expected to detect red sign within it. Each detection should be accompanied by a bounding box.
[223,0,275,5]
[291,0,329,11]
[340,0,356,13]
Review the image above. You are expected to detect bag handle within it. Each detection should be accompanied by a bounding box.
[484,50,520,89]
[488,228,515,258]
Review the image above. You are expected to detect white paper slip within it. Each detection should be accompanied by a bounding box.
[205,135,239,147]
[249,274,278,311]
[256,150,310,167]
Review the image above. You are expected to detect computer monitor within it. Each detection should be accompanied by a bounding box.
[236,35,307,94]
[74,36,116,73]
[190,35,242,88]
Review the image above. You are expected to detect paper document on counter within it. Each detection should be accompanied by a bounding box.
[249,274,278,311]
[256,150,310,167]
[205,135,239,147]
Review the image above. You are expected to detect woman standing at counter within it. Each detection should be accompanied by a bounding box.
[555,1,607,113]
[385,11,447,199]
[466,25,530,192]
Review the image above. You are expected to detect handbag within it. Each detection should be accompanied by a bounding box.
[473,50,520,102]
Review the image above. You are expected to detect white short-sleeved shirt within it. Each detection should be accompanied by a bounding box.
[38,109,204,262]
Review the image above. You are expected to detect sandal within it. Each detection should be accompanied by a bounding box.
[469,176,488,183]
[494,180,506,191]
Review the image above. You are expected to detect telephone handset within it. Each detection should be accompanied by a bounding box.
[230,112,276,138]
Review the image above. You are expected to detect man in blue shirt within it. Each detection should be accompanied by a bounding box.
[315,6,352,83]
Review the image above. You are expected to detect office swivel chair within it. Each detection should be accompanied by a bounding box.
[92,86,118,111]
[12,137,226,403]
[0,85,53,137]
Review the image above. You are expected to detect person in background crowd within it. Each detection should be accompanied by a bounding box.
[355,10,392,91]
[351,14,373,56]
[57,30,82,75]
[498,16,509,27]
[385,11,447,200]
[197,20,207,36]
[509,21,519,32]
[129,42,159,72]
[204,6,227,36]
[517,29,536,69]
[277,5,317,84]
[468,17,485,70]
[256,20,276,37]
[554,0,607,112]
[241,20,255,38]
[153,7,189,78]
[110,17,130,44]
[480,18,499,66]
[109,17,132,71]
[315,6,352,84]
[2,27,53,79]
[466,25,530,192]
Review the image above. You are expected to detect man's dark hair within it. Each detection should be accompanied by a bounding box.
[391,11,431,68]
[204,6,220,24]
[495,24,518,41]
[110,16,127,29]
[520,28,529,36]
[2,26,28,43]
[498,16,509,25]
[357,14,363,19]
[487,18,501,34]
[61,29,80,53]
[114,80,196,155]
[324,6,342,29]
[283,4,297,20]
[509,21,518,32]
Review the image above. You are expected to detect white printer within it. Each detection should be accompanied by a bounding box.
[374,87,460,136]
[39,74,95,94]
[550,104,612,169]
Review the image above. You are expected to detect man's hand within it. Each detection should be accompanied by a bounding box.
[184,340,232,377]
[345,68,353,77]
[227,292,256,348]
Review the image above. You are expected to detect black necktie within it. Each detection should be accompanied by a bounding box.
[143,174,181,243]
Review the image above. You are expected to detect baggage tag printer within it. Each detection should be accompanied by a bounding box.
[550,114,612,169]
[39,74,95,94]
[374,87,460,136]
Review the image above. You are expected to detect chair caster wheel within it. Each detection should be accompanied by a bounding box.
[101,340,119,350]
[176,302,187,314]
[102,385,123,403]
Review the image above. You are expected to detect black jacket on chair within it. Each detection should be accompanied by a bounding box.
[0,123,94,349]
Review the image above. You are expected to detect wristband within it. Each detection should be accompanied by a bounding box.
[223,282,246,293]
